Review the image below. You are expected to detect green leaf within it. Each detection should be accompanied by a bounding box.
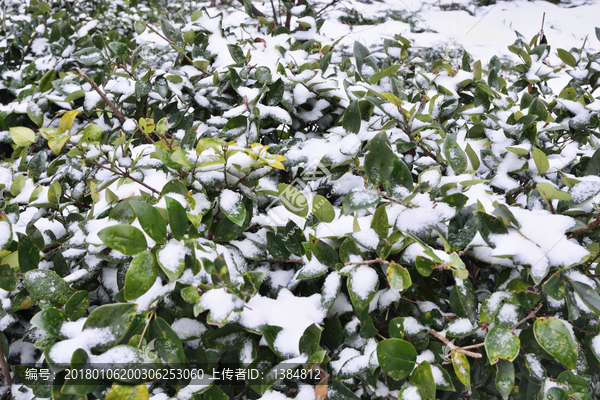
[371,205,389,238]
[0,264,17,291]
[72,47,104,65]
[444,134,468,174]
[492,204,521,228]
[411,361,436,400]
[24,269,70,306]
[568,279,600,316]
[82,303,138,352]
[266,231,291,259]
[312,194,335,223]
[39,69,56,92]
[496,359,515,400]
[227,44,246,65]
[485,325,520,364]
[98,225,147,256]
[135,81,152,99]
[278,183,309,217]
[544,388,568,400]
[134,21,146,34]
[455,278,478,324]
[149,317,185,365]
[222,115,247,139]
[451,352,471,393]
[156,241,187,282]
[365,132,394,186]
[165,196,188,240]
[432,365,455,391]
[537,182,572,204]
[9,127,36,147]
[342,189,380,215]
[64,291,89,321]
[219,189,246,227]
[370,64,400,84]
[343,100,361,134]
[313,239,339,266]
[30,308,67,339]
[533,317,578,369]
[124,251,159,300]
[376,338,417,380]
[596,27,600,42]
[532,148,549,174]
[386,261,411,290]
[557,48,577,67]
[384,157,413,193]
[299,323,322,357]
[473,211,508,248]
[347,265,379,313]
[27,102,44,128]
[465,143,480,170]
[130,201,167,244]
[105,383,149,400]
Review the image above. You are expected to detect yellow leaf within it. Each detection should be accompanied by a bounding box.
[58,110,82,133]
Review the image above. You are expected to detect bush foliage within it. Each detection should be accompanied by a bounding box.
[2,0,600,399]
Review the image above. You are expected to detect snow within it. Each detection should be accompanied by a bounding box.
[49,322,114,364]
[239,289,325,357]
[158,239,190,272]
[431,365,448,386]
[525,353,544,378]
[403,316,427,335]
[350,265,379,300]
[0,220,10,248]
[447,318,475,335]
[220,189,243,216]
[171,318,207,340]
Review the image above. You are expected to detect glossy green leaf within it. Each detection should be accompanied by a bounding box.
[386,261,412,290]
[124,251,159,300]
[444,134,468,173]
[411,361,436,400]
[97,225,147,256]
[30,308,67,339]
[376,338,417,380]
[130,201,167,244]
[165,196,188,240]
[9,126,36,147]
[365,131,394,186]
[64,291,90,321]
[82,303,137,352]
[485,325,520,364]
[24,269,70,306]
[72,47,104,65]
[312,195,335,223]
[533,317,578,369]
[496,359,515,400]
[149,317,185,365]
[343,100,361,134]
[532,148,549,174]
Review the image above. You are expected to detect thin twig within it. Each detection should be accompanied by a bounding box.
[86,158,161,194]
[257,259,305,263]
[510,304,543,330]
[76,68,125,122]
[428,329,482,358]
[138,310,156,348]
[141,20,197,66]
[315,0,340,17]
[269,0,278,25]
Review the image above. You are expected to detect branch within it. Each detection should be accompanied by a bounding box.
[572,213,600,237]
[315,0,340,17]
[428,329,482,358]
[85,158,161,195]
[510,304,543,330]
[236,0,266,17]
[76,68,125,122]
